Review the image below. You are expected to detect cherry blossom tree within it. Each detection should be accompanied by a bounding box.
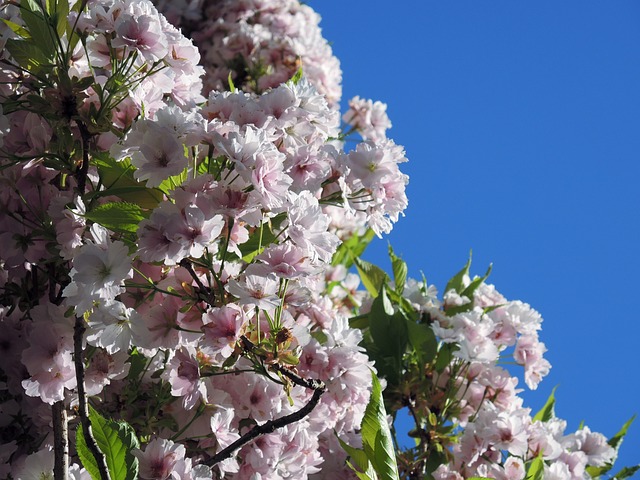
[0,1,636,479]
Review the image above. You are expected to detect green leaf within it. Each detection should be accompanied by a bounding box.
[354,257,390,298]
[388,244,407,294]
[434,343,458,373]
[76,423,100,480]
[360,371,400,480]
[239,213,286,263]
[338,437,375,477]
[89,406,140,480]
[1,18,31,38]
[405,320,438,365]
[587,415,637,477]
[460,263,492,301]
[85,201,146,234]
[368,286,407,385]
[53,0,69,37]
[525,454,545,480]
[94,155,163,210]
[608,414,636,452]
[5,38,51,73]
[445,252,472,295]
[19,0,56,58]
[331,228,375,268]
[532,386,557,423]
[289,66,304,84]
[228,71,236,91]
[609,465,640,480]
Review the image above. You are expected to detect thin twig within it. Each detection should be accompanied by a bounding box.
[179,258,216,306]
[203,365,326,467]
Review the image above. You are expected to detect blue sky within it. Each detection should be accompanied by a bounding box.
[308,0,640,470]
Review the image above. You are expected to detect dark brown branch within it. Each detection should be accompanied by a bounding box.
[203,367,326,467]
[179,258,216,306]
[52,401,68,480]
[74,317,111,480]
[75,122,91,195]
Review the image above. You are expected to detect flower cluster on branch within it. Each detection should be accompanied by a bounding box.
[0,1,635,479]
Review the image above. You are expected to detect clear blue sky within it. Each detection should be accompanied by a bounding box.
[308,0,640,470]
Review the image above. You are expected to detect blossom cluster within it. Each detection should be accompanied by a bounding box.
[0,0,405,477]
[396,274,616,480]
[0,0,632,479]
[153,0,343,104]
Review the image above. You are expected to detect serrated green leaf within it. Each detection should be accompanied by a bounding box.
[388,244,407,294]
[338,436,372,474]
[406,320,438,365]
[354,257,390,298]
[587,415,638,478]
[76,423,100,480]
[445,252,472,294]
[525,454,544,480]
[532,386,557,423]
[85,201,145,234]
[89,406,140,480]
[94,155,163,209]
[360,371,400,480]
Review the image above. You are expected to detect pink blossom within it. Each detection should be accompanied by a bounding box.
[201,304,247,360]
[162,347,207,410]
[133,438,189,480]
[226,273,281,310]
[113,11,169,62]
[342,96,392,142]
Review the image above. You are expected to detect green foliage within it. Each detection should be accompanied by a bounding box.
[405,320,438,366]
[332,228,375,268]
[342,371,400,480]
[444,256,492,316]
[76,406,140,480]
[84,201,146,235]
[444,252,472,295]
[354,257,390,298]
[93,155,164,210]
[239,213,287,263]
[532,386,557,423]
[367,286,407,386]
[525,454,545,480]
[289,66,304,84]
[586,415,637,479]
[388,244,407,295]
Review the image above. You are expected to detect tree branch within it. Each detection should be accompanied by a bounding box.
[52,401,68,480]
[203,366,326,467]
[74,317,111,480]
[179,258,216,306]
